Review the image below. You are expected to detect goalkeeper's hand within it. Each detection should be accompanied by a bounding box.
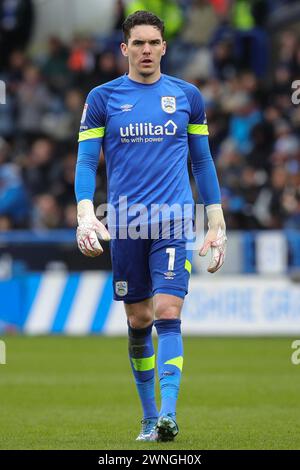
[76,199,110,257]
[199,204,227,273]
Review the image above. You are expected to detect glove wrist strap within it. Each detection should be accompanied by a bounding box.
[77,199,95,222]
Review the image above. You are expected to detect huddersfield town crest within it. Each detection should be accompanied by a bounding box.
[115,281,128,296]
[161,96,176,114]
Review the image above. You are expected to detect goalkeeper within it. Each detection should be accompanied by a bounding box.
[75,10,226,442]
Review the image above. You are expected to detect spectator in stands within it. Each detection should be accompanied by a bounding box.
[181,0,218,48]
[64,203,77,229]
[32,194,62,229]
[23,138,55,196]
[212,39,237,80]
[51,152,77,207]
[41,89,84,143]
[231,0,269,77]
[41,36,71,94]
[228,92,262,154]
[0,0,34,70]
[0,138,30,227]
[16,64,51,139]
[246,122,274,171]
[282,186,300,229]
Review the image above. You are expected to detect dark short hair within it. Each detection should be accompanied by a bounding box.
[122,10,165,43]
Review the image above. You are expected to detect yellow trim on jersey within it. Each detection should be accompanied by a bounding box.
[187,124,209,135]
[185,259,192,274]
[78,127,105,142]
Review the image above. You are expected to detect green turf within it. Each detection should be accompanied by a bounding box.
[0,336,299,449]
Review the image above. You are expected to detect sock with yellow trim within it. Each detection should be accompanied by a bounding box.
[154,319,183,417]
[128,322,158,420]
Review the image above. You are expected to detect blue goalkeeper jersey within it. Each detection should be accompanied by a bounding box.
[77,73,218,226]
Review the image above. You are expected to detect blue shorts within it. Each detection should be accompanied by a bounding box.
[110,220,194,303]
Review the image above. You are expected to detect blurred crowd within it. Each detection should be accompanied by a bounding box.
[0,0,300,230]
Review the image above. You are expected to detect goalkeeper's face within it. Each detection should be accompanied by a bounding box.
[121,25,166,79]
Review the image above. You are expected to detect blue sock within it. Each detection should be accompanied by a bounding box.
[128,322,158,420]
[154,319,183,417]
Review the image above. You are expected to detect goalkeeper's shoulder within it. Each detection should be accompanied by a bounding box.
[163,74,205,106]
[164,74,203,93]
[86,76,126,102]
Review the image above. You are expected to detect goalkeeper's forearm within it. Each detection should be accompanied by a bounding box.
[189,134,221,207]
[75,139,102,203]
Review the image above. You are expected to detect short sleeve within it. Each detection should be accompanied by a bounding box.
[187,86,209,136]
[78,88,106,142]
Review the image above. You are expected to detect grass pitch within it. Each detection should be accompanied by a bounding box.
[0,336,299,450]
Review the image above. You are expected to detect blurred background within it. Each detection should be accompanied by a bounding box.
[0,0,300,335]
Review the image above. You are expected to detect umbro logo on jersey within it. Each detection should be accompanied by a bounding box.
[161,96,176,114]
[121,104,133,112]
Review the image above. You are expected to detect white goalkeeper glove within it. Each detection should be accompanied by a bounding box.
[199,204,227,273]
[76,199,110,257]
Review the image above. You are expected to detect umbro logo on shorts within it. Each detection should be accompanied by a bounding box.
[164,271,176,280]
